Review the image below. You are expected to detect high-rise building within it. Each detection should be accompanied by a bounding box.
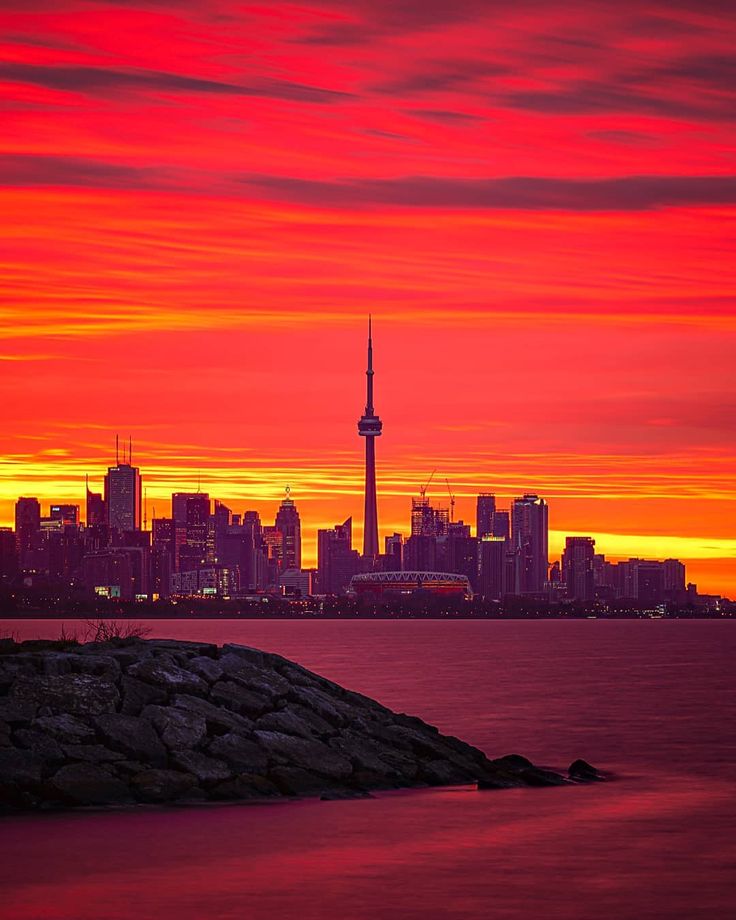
[49,504,79,525]
[274,488,301,571]
[478,535,507,600]
[178,493,211,572]
[172,492,201,525]
[511,494,548,594]
[476,494,496,538]
[358,317,382,559]
[14,496,40,567]
[384,533,404,570]
[0,528,19,578]
[562,536,595,602]
[86,478,106,527]
[105,456,142,534]
[317,517,361,595]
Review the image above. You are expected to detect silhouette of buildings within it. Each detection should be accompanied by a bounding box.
[562,536,595,602]
[511,494,549,594]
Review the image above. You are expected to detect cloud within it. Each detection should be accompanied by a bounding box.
[0,63,352,103]
[0,154,164,188]
[243,173,736,211]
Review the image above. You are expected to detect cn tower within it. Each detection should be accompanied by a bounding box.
[358,315,382,558]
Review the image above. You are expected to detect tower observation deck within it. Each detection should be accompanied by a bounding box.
[358,316,382,558]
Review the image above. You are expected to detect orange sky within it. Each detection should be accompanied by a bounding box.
[1,1,734,594]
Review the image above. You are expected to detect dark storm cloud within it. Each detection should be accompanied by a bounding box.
[241,174,736,211]
[0,63,352,103]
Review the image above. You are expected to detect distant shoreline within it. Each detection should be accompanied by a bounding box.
[1,613,733,621]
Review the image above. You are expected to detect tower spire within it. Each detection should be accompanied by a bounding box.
[358,314,382,559]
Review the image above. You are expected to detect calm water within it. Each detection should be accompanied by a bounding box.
[1,619,734,920]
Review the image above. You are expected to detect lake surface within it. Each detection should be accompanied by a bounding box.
[1,619,735,919]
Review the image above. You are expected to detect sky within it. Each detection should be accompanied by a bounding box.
[1,0,735,594]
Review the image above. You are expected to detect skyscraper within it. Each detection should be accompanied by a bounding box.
[511,494,549,594]
[14,496,40,567]
[476,493,496,538]
[274,487,301,571]
[105,441,142,534]
[562,536,595,602]
[358,316,382,559]
[317,517,361,595]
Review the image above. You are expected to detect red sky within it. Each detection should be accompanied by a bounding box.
[1,1,735,594]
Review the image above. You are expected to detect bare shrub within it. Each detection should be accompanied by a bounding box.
[82,619,152,643]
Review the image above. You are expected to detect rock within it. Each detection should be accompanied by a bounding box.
[127,657,209,697]
[93,713,167,767]
[188,656,224,684]
[253,731,353,780]
[0,699,38,726]
[0,748,43,785]
[47,763,132,806]
[10,673,119,717]
[142,705,207,750]
[328,731,415,780]
[169,750,232,783]
[130,769,198,803]
[13,729,65,765]
[207,733,268,773]
[269,766,334,797]
[171,694,255,735]
[147,640,217,658]
[33,714,96,744]
[257,707,326,739]
[479,754,568,789]
[289,686,348,727]
[119,676,167,716]
[220,644,265,667]
[209,681,272,718]
[209,773,279,800]
[569,759,602,782]
[219,656,291,698]
[62,744,124,764]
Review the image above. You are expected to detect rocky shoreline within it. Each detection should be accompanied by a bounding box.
[0,637,599,812]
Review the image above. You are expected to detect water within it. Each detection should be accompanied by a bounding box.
[1,619,734,919]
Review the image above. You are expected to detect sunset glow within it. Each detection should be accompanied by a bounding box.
[1,1,734,593]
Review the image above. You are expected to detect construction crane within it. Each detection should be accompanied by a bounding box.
[419,468,437,500]
[445,478,455,523]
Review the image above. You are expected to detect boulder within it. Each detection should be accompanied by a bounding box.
[10,673,119,717]
[0,748,43,785]
[209,681,272,718]
[171,694,255,735]
[0,699,38,726]
[120,676,167,716]
[62,744,124,764]
[253,731,353,780]
[169,750,232,784]
[209,773,279,800]
[33,714,96,744]
[220,644,265,667]
[13,729,65,765]
[207,732,269,773]
[569,759,602,782]
[188,656,224,684]
[127,657,209,697]
[219,656,290,698]
[93,713,167,767]
[47,763,132,806]
[288,686,348,727]
[130,769,198,803]
[142,705,207,750]
[257,707,326,740]
[269,766,334,797]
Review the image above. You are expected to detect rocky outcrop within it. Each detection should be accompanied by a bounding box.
[0,637,583,812]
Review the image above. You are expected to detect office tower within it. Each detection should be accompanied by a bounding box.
[511,494,548,594]
[411,498,449,538]
[489,510,510,539]
[274,488,301,571]
[637,561,665,606]
[384,533,404,570]
[178,493,211,572]
[0,528,18,578]
[438,522,478,590]
[172,492,202,525]
[403,534,437,571]
[49,504,79,525]
[105,441,142,534]
[562,536,596,602]
[86,477,106,526]
[663,559,686,597]
[358,316,382,559]
[478,535,507,600]
[476,494,496,538]
[14,496,40,567]
[317,517,361,595]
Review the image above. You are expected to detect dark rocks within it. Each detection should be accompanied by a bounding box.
[93,713,167,767]
[127,658,209,697]
[207,732,269,773]
[48,763,132,806]
[569,759,602,782]
[130,768,198,803]
[141,705,207,750]
[10,673,119,717]
[0,636,592,813]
